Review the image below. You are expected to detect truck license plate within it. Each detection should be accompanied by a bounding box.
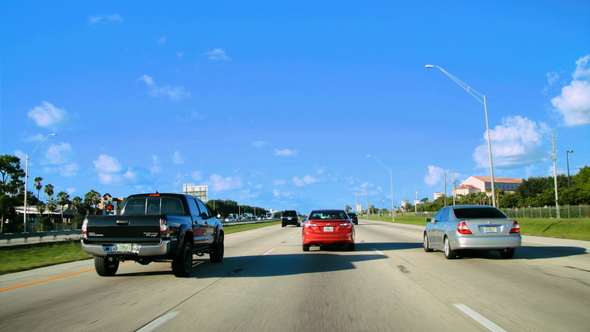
[483,227,497,233]
[324,226,334,232]
[116,244,132,252]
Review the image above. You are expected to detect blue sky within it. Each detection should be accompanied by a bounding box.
[2,1,589,214]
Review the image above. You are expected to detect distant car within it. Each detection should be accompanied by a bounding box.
[281,210,300,227]
[302,209,355,251]
[423,205,521,259]
[224,216,236,222]
[347,212,359,225]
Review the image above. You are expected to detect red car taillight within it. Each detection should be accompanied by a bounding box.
[81,217,88,239]
[160,217,169,237]
[457,221,472,234]
[339,223,352,227]
[510,221,520,233]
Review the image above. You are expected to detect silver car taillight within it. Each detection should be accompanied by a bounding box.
[456,221,472,234]
[509,221,520,233]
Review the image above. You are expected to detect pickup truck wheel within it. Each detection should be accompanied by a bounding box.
[94,256,119,276]
[172,241,193,277]
[210,232,224,263]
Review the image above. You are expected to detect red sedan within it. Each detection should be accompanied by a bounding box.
[302,209,355,251]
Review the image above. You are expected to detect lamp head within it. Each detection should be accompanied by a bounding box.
[425,65,435,68]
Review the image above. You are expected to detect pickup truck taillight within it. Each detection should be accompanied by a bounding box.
[160,217,169,237]
[81,217,89,239]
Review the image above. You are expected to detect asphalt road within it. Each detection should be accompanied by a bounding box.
[1,220,589,332]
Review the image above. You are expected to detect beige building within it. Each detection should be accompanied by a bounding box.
[455,176,523,196]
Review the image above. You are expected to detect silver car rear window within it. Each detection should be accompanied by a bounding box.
[453,207,506,219]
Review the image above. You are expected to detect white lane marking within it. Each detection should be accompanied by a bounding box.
[372,248,386,256]
[262,248,275,256]
[454,304,506,332]
[136,311,180,332]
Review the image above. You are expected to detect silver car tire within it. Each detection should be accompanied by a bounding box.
[423,233,433,252]
[443,237,457,259]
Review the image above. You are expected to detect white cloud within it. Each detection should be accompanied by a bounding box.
[28,101,70,128]
[44,162,80,177]
[551,55,590,127]
[190,171,203,181]
[424,166,444,186]
[172,151,185,164]
[473,116,550,169]
[274,179,286,185]
[138,75,191,101]
[207,174,242,192]
[88,14,123,25]
[157,37,166,45]
[253,141,268,149]
[176,52,184,58]
[293,175,317,187]
[44,142,73,164]
[275,148,297,157]
[93,154,122,173]
[205,48,230,61]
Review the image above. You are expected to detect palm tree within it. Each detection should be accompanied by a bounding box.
[57,191,70,223]
[84,190,101,215]
[44,184,54,201]
[72,196,83,215]
[34,177,43,201]
[46,197,57,225]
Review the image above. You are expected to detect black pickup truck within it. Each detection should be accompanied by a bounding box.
[81,193,224,277]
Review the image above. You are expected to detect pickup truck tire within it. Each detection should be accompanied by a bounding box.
[210,232,224,263]
[95,256,119,276]
[172,241,193,277]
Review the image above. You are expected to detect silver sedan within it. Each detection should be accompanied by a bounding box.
[423,205,521,259]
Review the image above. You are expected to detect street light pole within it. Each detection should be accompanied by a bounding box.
[174,174,189,193]
[566,151,574,188]
[425,65,497,207]
[367,155,395,221]
[23,133,57,232]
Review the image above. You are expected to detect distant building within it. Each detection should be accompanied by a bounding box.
[455,176,523,196]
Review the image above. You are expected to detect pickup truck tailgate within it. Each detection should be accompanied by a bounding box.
[85,215,163,244]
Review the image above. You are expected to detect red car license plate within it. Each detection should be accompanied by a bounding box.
[324,226,334,232]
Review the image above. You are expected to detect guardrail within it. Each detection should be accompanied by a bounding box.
[1,219,279,246]
[0,230,82,245]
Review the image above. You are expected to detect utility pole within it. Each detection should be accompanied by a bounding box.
[444,170,447,206]
[551,133,561,218]
[451,168,455,206]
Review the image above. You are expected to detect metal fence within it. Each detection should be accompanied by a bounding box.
[500,205,590,219]
[381,205,590,219]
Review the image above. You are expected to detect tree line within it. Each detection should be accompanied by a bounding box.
[0,154,274,233]
[404,166,590,212]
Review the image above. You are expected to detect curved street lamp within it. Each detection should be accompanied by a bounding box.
[367,155,395,221]
[174,174,189,193]
[425,65,497,207]
[23,133,57,232]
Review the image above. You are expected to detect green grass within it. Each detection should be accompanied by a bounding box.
[0,221,282,275]
[223,220,281,234]
[365,216,590,241]
[0,241,93,275]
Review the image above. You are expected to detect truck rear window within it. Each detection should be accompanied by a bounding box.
[123,197,186,215]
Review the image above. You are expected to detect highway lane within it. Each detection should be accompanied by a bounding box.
[0,220,588,331]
